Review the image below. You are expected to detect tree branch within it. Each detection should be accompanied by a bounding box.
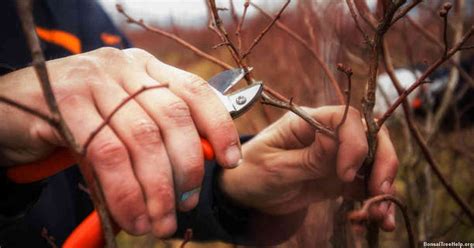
[16,1,116,246]
[116,4,233,70]
[382,36,474,226]
[235,0,250,51]
[241,0,290,59]
[406,16,474,88]
[345,0,372,45]
[336,63,353,132]
[0,96,57,126]
[377,26,474,127]
[250,2,345,104]
[348,194,416,248]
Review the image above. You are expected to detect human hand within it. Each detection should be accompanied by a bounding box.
[219,106,398,231]
[0,47,242,236]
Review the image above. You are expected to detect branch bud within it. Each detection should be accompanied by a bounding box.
[439,9,447,17]
[443,2,453,11]
[439,2,452,17]
[336,63,353,76]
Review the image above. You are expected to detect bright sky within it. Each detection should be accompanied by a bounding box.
[98,0,295,27]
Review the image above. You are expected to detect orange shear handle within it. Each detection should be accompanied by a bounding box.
[6,138,215,248]
[6,138,214,184]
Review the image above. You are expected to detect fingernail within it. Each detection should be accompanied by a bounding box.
[225,145,242,167]
[344,168,357,182]
[381,180,391,194]
[180,188,201,202]
[134,214,151,234]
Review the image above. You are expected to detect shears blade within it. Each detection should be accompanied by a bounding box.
[207,68,262,119]
[208,67,252,94]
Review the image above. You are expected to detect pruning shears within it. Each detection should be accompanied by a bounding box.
[6,68,263,248]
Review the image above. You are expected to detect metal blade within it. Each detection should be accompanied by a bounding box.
[226,83,263,118]
[207,68,251,94]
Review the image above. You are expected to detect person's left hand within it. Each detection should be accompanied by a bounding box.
[218,106,398,231]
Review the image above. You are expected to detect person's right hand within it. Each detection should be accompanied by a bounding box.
[0,47,242,237]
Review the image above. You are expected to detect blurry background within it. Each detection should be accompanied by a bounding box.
[97,0,474,247]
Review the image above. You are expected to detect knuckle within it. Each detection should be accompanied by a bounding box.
[130,119,162,148]
[211,118,235,136]
[147,180,175,217]
[89,140,129,169]
[96,47,124,57]
[57,94,87,108]
[161,100,193,127]
[124,48,153,59]
[72,55,102,76]
[114,184,142,207]
[181,161,204,186]
[152,184,174,204]
[183,74,211,96]
[95,47,131,65]
[210,119,238,144]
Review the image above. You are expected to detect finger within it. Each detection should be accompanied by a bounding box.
[311,106,368,183]
[273,132,338,181]
[90,81,177,237]
[143,56,242,168]
[275,106,367,183]
[119,69,204,212]
[58,94,148,235]
[381,203,396,232]
[369,126,398,218]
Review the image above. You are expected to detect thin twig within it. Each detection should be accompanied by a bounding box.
[207,0,242,65]
[439,3,453,57]
[459,45,474,50]
[15,0,78,152]
[0,96,57,126]
[382,37,474,226]
[241,0,290,59]
[250,2,345,104]
[390,0,422,26]
[235,0,250,51]
[345,0,372,45]
[299,1,317,49]
[82,84,169,153]
[260,90,336,139]
[378,26,474,127]
[228,0,239,28]
[406,16,474,88]
[16,1,116,247]
[353,0,377,29]
[116,4,232,70]
[348,194,416,248]
[336,63,353,132]
[180,228,193,248]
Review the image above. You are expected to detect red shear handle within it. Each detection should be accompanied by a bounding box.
[7,138,215,184]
